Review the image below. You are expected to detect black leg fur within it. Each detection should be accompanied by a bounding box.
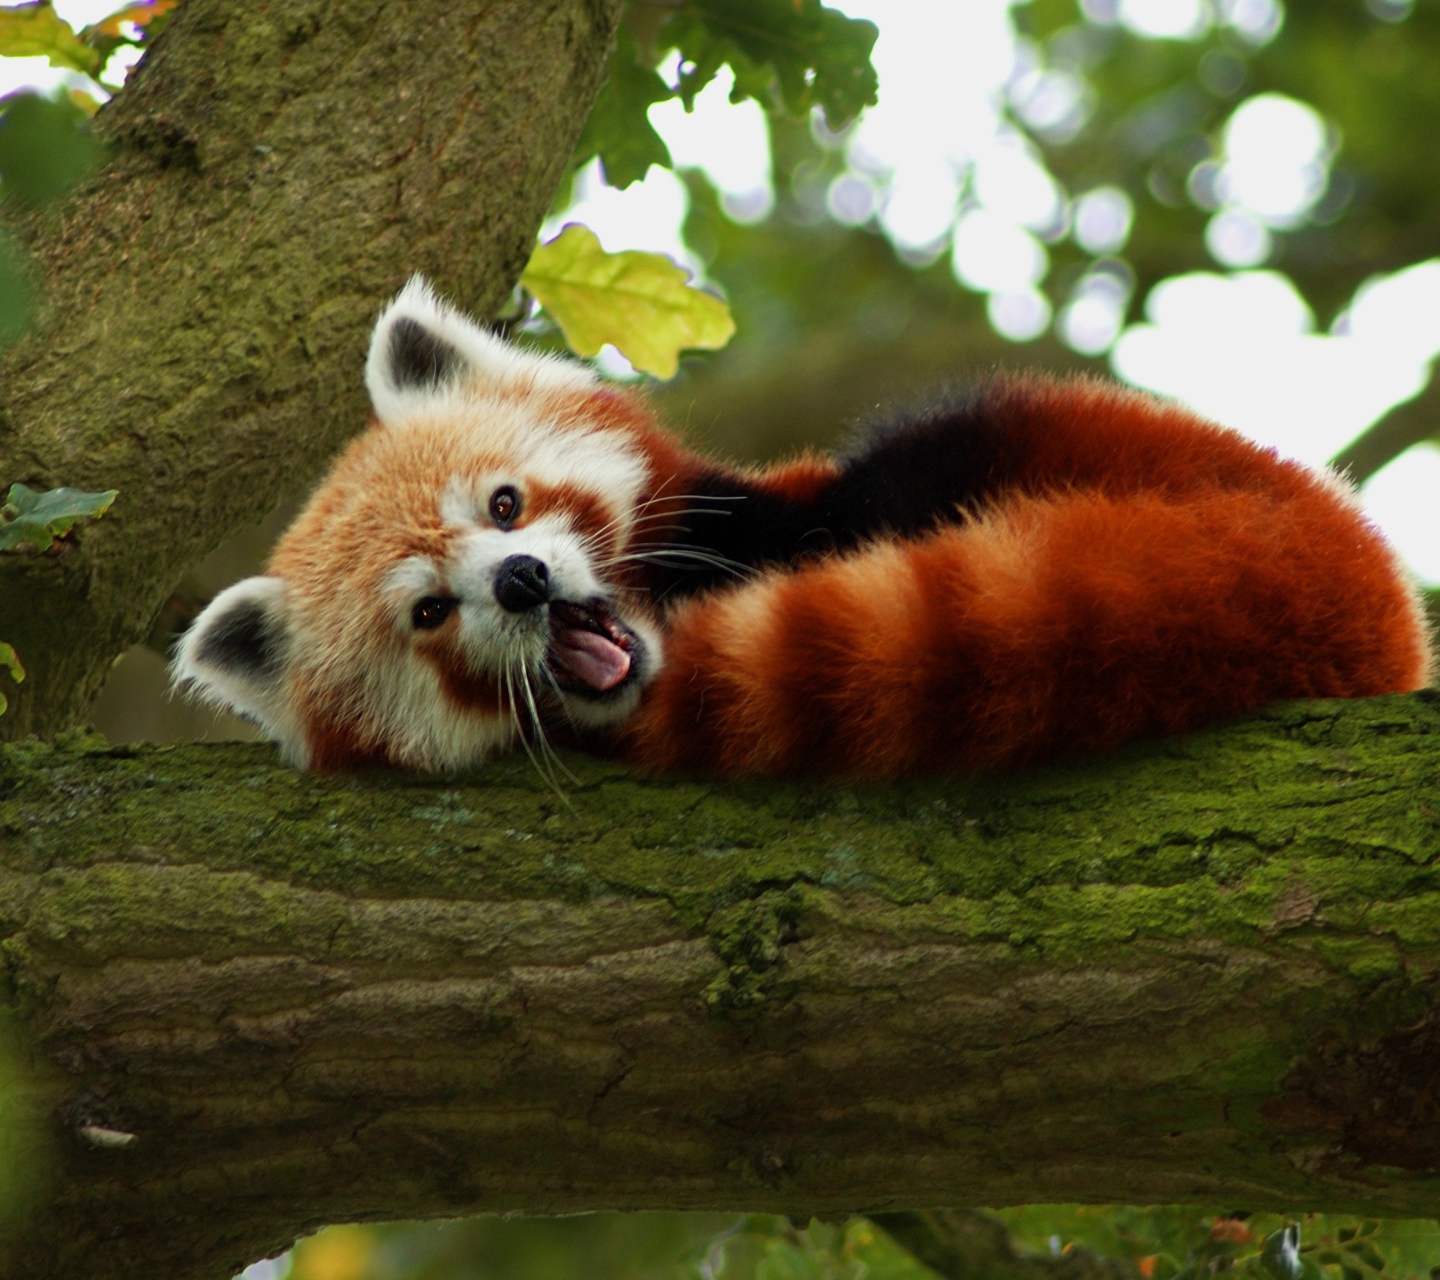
[648,387,1020,600]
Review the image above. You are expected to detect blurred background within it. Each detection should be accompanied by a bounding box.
[5,0,1440,1276]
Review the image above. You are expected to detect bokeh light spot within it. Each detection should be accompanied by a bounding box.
[650,66,775,224]
[1362,444,1440,585]
[1113,269,1436,468]
[542,160,694,275]
[1073,186,1134,255]
[973,142,1066,234]
[951,209,1048,293]
[1118,0,1212,40]
[988,289,1053,342]
[1219,0,1285,44]
[1205,209,1272,267]
[1218,93,1329,227]
[826,173,879,226]
[1060,269,1132,355]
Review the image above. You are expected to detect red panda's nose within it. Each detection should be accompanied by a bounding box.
[494,554,550,613]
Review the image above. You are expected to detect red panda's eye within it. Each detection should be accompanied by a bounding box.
[489,485,520,527]
[411,596,458,631]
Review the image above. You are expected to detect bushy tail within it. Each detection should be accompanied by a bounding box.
[624,378,1431,778]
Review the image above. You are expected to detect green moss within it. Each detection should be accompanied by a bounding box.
[5,692,1440,922]
[1311,937,1407,986]
[702,887,806,1017]
[5,693,1440,1109]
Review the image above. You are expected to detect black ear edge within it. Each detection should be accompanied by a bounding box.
[192,597,285,679]
[388,316,464,392]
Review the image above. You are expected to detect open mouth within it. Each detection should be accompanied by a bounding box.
[547,598,639,697]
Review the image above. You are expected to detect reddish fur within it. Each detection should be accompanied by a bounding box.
[305,717,390,771]
[528,481,613,552]
[618,379,1430,779]
[750,453,844,504]
[244,353,1427,778]
[428,646,511,717]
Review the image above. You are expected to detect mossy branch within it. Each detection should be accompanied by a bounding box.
[4,692,1440,1279]
[0,0,622,740]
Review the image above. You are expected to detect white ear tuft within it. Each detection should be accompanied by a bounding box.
[172,577,294,740]
[364,275,596,426]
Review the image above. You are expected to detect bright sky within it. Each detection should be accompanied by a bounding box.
[7,0,1438,583]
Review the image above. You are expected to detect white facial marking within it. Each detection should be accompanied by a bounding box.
[521,427,649,517]
[383,555,440,600]
[445,515,601,612]
[440,479,480,527]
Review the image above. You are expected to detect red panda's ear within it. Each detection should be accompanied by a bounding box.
[364,275,596,427]
[172,577,295,742]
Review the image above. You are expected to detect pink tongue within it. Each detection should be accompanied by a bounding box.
[553,628,631,691]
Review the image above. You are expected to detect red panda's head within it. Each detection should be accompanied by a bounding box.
[174,278,679,771]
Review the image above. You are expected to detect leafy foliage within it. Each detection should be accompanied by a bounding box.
[0,83,108,351]
[0,0,173,87]
[0,482,118,552]
[0,89,103,204]
[572,0,877,189]
[520,223,734,377]
[997,1207,1440,1280]
[249,1211,1440,1280]
[0,1,97,74]
[0,641,22,717]
[271,1214,940,1280]
[574,23,676,189]
[77,0,174,82]
[662,0,879,125]
[544,0,877,371]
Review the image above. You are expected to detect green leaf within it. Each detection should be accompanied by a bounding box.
[0,482,118,552]
[0,2,98,73]
[0,227,34,349]
[0,641,21,717]
[1263,1225,1305,1280]
[1366,1219,1440,1280]
[0,90,105,205]
[520,223,735,379]
[662,0,878,128]
[574,24,675,189]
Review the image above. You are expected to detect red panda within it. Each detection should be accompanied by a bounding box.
[173,277,1432,778]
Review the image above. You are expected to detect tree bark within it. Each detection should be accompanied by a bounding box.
[4,692,1440,1280]
[0,0,621,740]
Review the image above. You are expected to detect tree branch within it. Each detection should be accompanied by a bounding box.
[0,0,621,740]
[1329,370,1440,483]
[4,692,1440,1279]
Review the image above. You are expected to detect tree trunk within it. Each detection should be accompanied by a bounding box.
[0,0,621,740]
[3,692,1440,1280]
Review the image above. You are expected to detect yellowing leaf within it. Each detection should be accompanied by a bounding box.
[0,3,98,74]
[85,0,175,40]
[520,223,735,379]
[289,1225,377,1280]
